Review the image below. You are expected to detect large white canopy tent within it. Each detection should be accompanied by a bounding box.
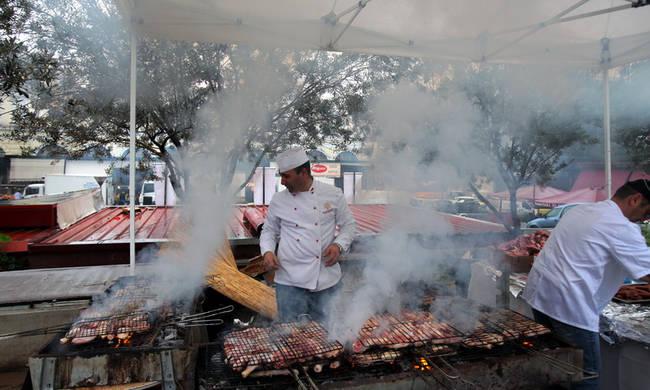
[117,0,650,273]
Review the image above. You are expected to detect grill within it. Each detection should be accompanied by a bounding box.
[480,308,551,340]
[460,308,551,349]
[352,310,464,353]
[202,303,588,390]
[28,276,212,389]
[62,311,151,341]
[224,321,343,375]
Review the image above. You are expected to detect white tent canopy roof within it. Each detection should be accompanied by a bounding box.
[119,0,650,68]
[116,0,649,272]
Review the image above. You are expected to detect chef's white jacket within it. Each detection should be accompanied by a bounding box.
[523,200,650,331]
[260,180,357,291]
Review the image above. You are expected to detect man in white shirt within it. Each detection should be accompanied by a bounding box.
[523,179,650,390]
[260,148,356,322]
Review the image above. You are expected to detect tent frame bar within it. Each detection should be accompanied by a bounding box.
[493,3,634,37]
[484,0,591,60]
[129,28,137,275]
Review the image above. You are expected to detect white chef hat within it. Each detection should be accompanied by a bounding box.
[276,147,309,173]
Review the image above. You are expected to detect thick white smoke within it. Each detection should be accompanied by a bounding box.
[325,82,488,344]
[137,59,290,308]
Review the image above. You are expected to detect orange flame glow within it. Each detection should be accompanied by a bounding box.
[414,357,432,371]
[113,334,133,348]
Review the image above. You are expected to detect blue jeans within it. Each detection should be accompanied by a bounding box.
[275,282,340,323]
[533,309,600,390]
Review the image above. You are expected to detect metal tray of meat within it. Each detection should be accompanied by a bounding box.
[613,284,650,304]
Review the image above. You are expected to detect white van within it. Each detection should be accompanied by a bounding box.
[138,181,156,205]
[23,183,45,198]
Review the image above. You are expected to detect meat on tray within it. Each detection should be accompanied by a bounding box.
[223,321,343,376]
[498,230,550,257]
[615,284,650,301]
[351,310,463,353]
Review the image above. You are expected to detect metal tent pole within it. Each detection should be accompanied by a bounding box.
[602,38,612,199]
[129,30,137,275]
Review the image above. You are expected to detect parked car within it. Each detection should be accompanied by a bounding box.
[453,196,486,214]
[526,203,582,228]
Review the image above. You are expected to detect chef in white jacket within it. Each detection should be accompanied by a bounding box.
[260,147,356,322]
[523,179,650,390]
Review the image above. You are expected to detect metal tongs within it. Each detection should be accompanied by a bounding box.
[171,305,234,328]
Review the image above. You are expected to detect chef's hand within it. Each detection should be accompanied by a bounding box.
[323,244,341,267]
[263,251,279,270]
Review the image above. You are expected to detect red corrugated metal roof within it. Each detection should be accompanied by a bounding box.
[232,204,506,237]
[30,203,505,248]
[36,207,180,245]
[0,227,58,253]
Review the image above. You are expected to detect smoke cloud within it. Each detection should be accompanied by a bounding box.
[136,57,290,308]
[324,81,488,344]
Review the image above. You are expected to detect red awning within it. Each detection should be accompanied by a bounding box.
[572,170,650,192]
[535,187,608,206]
[491,185,566,201]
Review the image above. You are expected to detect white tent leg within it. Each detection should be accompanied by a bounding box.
[603,67,612,199]
[129,30,137,275]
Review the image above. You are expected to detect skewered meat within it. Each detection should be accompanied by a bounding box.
[349,350,402,367]
[223,321,343,375]
[71,336,97,345]
[463,332,505,349]
[459,308,549,349]
[62,312,152,344]
[352,310,463,353]
[241,365,259,378]
[481,309,550,340]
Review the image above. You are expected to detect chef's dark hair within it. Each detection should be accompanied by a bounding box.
[614,180,650,203]
[294,161,312,177]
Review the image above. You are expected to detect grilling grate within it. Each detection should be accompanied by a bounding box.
[480,309,550,340]
[460,308,550,350]
[352,310,464,353]
[461,323,506,349]
[64,311,151,339]
[223,321,343,372]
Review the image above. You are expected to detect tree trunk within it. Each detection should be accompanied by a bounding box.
[468,182,513,234]
[509,187,521,235]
